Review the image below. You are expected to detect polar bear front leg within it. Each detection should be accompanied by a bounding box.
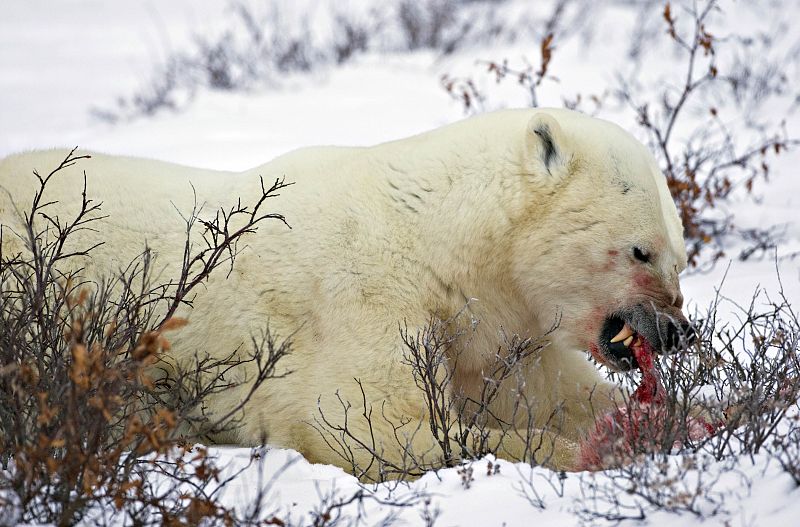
[306,381,587,479]
[533,350,628,443]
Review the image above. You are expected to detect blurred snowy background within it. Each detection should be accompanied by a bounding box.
[2,0,799,525]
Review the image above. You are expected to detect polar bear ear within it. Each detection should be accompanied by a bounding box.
[524,113,571,184]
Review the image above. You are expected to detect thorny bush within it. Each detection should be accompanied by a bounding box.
[574,277,800,521]
[313,307,570,483]
[96,0,581,121]
[0,149,292,526]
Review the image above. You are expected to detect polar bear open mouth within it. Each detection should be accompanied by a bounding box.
[596,312,696,371]
[599,316,645,370]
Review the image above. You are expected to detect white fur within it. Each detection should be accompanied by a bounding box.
[0,108,688,473]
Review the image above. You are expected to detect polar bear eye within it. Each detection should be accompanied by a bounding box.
[632,246,650,263]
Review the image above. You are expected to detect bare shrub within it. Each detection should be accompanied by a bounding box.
[440,74,485,113]
[441,31,557,110]
[397,0,457,50]
[91,57,189,123]
[512,463,567,510]
[98,0,577,121]
[481,33,556,108]
[95,2,319,121]
[773,416,800,486]
[0,149,292,525]
[619,1,798,267]
[296,484,427,527]
[332,11,374,64]
[313,308,565,483]
[576,453,747,522]
[574,276,800,519]
[695,281,800,460]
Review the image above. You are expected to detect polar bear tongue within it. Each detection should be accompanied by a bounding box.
[630,337,665,405]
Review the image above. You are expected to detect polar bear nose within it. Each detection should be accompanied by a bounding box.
[663,319,696,351]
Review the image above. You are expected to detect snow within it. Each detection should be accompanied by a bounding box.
[147,447,799,526]
[2,0,799,525]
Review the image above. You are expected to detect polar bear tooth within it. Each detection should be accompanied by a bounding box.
[610,323,634,343]
[623,335,634,347]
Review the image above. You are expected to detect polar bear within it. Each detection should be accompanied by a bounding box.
[0,108,693,476]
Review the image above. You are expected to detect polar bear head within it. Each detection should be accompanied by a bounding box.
[509,109,693,371]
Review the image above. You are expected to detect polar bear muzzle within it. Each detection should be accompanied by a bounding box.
[598,309,696,371]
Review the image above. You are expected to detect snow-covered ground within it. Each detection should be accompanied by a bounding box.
[2,0,799,525]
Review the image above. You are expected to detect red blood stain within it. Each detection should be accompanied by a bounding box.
[577,337,719,470]
[588,343,605,364]
[633,272,655,289]
[630,338,665,404]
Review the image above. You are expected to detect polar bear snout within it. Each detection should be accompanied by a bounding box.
[661,317,696,351]
[598,308,696,371]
